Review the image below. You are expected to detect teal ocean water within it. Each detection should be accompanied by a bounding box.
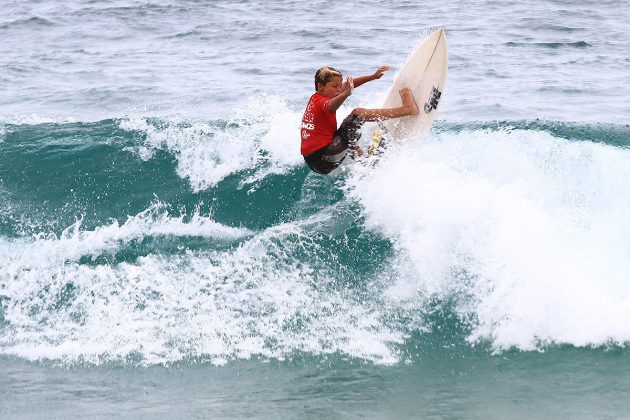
[2,1,630,418]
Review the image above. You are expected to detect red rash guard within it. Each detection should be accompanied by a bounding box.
[300,92,337,156]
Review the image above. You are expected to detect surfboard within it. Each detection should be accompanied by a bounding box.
[367,28,448,156]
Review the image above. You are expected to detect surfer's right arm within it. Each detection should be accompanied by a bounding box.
[326,76,354,112]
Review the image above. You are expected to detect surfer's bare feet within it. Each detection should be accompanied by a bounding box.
[350,144,363,159]
[399,88,419,115]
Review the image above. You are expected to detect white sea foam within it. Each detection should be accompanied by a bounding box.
[0,206,405,366]
[346,127,630,351]
[0,202,251,268]
[118,94,304,191]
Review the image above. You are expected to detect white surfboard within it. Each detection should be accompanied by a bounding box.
[368,28,448,156]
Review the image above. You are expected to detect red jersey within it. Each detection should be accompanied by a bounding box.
[300,93,337,156]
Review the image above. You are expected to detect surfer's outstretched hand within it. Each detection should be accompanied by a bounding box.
[373,66,392,79]
[344,76,354,96]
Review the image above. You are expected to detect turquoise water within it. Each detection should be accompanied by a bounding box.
[2,0,630,418]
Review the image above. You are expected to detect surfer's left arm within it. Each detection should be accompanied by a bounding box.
[342,66,392,90]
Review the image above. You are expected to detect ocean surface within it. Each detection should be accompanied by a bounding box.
[2,0,630,418]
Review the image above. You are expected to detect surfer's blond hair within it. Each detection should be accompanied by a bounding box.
[314,66,342,90]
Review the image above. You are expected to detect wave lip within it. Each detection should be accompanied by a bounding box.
[0,202,252,267]
[118,94,303,191]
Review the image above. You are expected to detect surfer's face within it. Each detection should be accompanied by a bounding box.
[319,76,343,97]
[314,66,342,91]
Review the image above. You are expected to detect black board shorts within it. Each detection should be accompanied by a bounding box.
[303,114,365,174]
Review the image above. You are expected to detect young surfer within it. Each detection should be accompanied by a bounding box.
[300,66,419,174]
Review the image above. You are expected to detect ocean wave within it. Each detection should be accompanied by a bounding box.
[0,16,55,30]
[505,41,591,48]
[3,117,630,364]
[0,211,406,366]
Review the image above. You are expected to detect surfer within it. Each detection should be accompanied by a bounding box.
[300,66,419,174]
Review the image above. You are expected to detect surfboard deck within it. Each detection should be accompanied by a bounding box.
[367,28,448,156]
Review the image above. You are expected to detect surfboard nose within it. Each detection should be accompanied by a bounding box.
[437,28,446,42]
[375,27,449,142]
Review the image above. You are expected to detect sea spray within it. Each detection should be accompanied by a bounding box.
[118,94,304,192]
[345,126,630,351]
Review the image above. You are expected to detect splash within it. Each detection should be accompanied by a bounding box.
[0,203,406,366]
[118,94,304,191]
[346,126,630,351]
